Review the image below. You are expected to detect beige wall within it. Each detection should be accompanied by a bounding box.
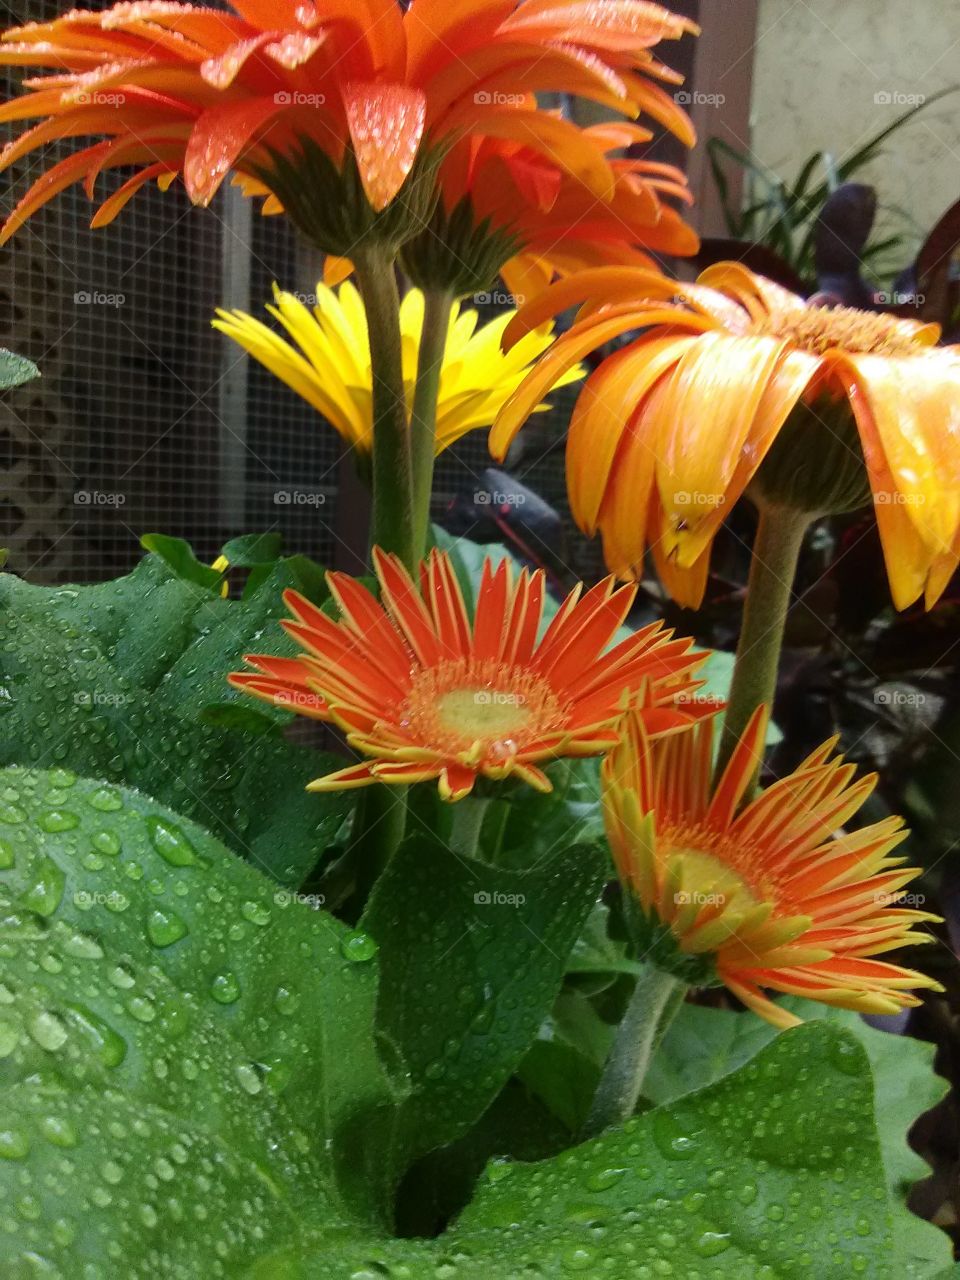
[749,0,960,263]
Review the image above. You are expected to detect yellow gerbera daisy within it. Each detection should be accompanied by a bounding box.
[213,282,583,454]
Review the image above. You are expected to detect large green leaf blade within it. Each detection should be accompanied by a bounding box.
[0,565,351,885]
[0,765,396,1221]
[647,997,950,1274]
[290,1022,894,1278]
[362,833,605,1168]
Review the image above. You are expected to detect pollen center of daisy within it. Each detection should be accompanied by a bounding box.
[399,657,566,760]
[435,687,533,738]
[756,304,922,358]
[669,844,763,912]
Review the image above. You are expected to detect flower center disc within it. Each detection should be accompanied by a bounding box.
[757,304,924,358]
[399,657,565,760]
[435,687,533,739]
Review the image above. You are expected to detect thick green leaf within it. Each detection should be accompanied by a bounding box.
[362,832,605,1169]
[648,998,951,1274]
[0,562,351,884]
[220,531,285,566]
[0,348,39,390]
[0,765,396,1223]
[517,989,611,1131]
[139,533,224,590]
[295,1021,892,1277]
[0,781,900,1277]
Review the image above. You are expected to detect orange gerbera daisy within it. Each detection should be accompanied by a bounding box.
[0,0,697,247]
[402,120,698,300]
[229,548,713,800]
[491,261,960,610]
[603,706,942,1027]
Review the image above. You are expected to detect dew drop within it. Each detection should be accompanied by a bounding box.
[210,972,241,1005]
[126,995,157,1024]
[146,908,189,949]
[695,1231,732,1257]
[146,816,199,867]
[0,1019,18,1058]
[20,857,65,916]
[40,1115,77,1148]
[341,930,378,963]
[66,1004,127,1068]
[39,808,79,833]
[235,1062,263,1095]
[92,830,122,857]
[88,786,123,813]
[0,1127,30,1160]
[585,1166,627,1192]
[274,985,300,1016]
[241,899,271,927]
[0,838,14,869]
[28,1009,68,1051]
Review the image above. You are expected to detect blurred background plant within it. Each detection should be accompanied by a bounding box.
[704,90,956,285]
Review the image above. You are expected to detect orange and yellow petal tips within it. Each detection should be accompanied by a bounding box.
[492,261,960,610]
[602,705,943,1027]
[0,1,697,243]
[230,548,714,800]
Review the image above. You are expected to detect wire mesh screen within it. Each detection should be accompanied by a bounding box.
[0,0,593,586]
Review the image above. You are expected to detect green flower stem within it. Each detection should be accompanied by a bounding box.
[353,247,416,572]
[349,785,407,909]
[582,964,686,1139]
[349,250,415,903]
[715,502,813,787]
[410,285,455,559]
[449,795,491,858]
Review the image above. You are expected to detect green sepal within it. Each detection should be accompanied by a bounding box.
[402,194,522,299]
[259,139,446,258]
[749,394,873,516]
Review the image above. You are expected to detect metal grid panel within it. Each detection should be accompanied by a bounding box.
[0,0,589,585]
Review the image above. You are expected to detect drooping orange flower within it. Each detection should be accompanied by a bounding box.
[414,120,698,301]
[603,706,942,1027]
[491,261,960,610]
[229,548,713,800]
[0,0,697,244]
